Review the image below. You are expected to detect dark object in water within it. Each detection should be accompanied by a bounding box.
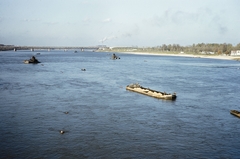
[24,56,40,64]
[112,53,120,60]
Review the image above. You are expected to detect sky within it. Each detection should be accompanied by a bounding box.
[0,0,239,47]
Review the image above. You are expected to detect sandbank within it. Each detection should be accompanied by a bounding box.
[118,52,240,61]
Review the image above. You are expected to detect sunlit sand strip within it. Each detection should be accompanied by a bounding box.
[119,52,240,61]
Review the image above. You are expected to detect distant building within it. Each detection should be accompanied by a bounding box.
[230,50,240,56]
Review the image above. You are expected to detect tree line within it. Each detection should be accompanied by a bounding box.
[143,43,240,55]
[109,43,240,55]
[0,44,15,51]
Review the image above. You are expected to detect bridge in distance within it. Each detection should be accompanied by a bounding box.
[13,46,101,51]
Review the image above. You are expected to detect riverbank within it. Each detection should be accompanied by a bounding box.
[118,51,240,61]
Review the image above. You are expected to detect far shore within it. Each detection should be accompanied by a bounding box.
[117,51,240,61]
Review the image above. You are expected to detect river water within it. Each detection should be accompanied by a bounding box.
[0,50,240,159]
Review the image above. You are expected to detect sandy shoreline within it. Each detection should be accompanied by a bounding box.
[118,51,240,61]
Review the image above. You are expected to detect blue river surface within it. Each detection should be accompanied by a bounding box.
[0,50,240,159]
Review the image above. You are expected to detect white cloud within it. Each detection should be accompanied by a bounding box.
[122,33,132,38]
[22,18,41,22]
[83,17,91,22]
[103,18,112,23]
[44,21,59,25]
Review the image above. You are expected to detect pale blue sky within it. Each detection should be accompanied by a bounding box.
[0,0,239,47]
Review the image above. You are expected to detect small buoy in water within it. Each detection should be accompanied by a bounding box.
[60,130,64,134]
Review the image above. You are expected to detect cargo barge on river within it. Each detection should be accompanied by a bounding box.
[126,83,177,100]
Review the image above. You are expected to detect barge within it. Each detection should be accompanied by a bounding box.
[126,83,177,100]
[230,110,240,118]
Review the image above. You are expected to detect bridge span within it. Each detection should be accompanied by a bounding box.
[13,46,101,51]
